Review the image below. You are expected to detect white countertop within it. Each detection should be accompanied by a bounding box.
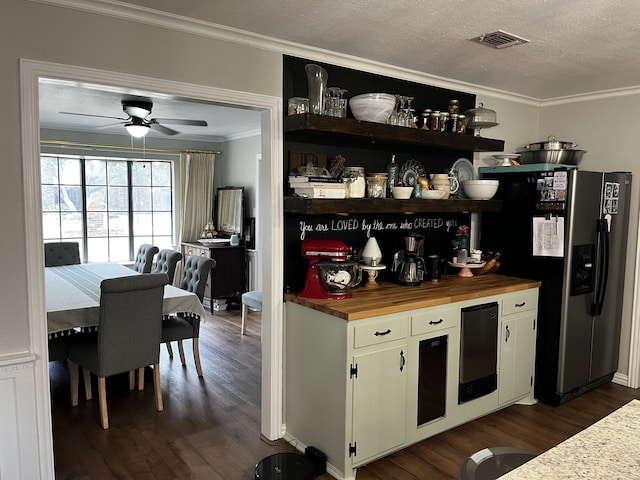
[501,399,640,479]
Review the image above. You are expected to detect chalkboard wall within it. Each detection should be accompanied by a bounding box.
[284,212,470,292]
[283,55,477,292]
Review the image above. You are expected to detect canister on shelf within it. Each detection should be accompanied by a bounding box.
[428,111,441,131]
[288,97,309,115]
[439,112,449,133]
[457,114,467,134]
[366,173,388,199]
[449,113,459,133]
[344,166,366,198]
[421,109,432,130]
[448,99,459,114]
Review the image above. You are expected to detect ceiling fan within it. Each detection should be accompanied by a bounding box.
[60,99,208,137]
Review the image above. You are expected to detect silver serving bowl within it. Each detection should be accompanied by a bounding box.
[315,260,362,295]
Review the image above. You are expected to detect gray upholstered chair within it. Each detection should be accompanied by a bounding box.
[241,291,262,335]
[67,273,169,429]
[44,241,81,267]
[133,244,159,273]
[162,255,215,377]
[151,249,183,284]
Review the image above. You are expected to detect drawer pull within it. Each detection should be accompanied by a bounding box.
[515,302,526,308]
[374,329,392,337]
[429,318,444,325]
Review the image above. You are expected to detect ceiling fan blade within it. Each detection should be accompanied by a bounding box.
[150,118,208,127]
[95,121,126,130]
[59,111,127,121]
[150,123,179,136]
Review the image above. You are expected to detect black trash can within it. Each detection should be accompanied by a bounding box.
[255,453,315,480]
[458,447,538,480]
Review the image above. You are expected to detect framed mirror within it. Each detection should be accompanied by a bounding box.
[215,186,244,238]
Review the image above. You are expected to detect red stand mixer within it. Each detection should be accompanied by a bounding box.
[299,239,362,299]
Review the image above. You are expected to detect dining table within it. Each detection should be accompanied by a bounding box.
[45,262,206,336]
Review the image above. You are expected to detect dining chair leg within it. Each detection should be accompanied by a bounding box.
[153,363,163,412]
[137,367,145,391]
[193,338,203,377]
[177,340,187,366]
[82,368,92,400]
[68,360,79,407]
[98,377,109,429]
[165,342,174,358]
[129,370,135,390]
[241,303,248,335]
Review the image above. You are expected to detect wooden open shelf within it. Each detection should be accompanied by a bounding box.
[284,196,502,214]
[284,114,505,152]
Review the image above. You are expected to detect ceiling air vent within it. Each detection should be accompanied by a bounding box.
[469,30,530,49]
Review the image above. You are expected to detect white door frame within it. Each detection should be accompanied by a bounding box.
[20,59,284,476]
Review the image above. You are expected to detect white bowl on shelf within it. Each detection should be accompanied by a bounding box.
[349,93,396,123]
[461,180,499,200]
[422,189,448,200]
[392,186,413,199]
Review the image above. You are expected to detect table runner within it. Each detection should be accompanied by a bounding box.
[46,263,206,335]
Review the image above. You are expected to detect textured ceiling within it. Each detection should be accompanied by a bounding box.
[39,0,640,141]
[116,0,640,100]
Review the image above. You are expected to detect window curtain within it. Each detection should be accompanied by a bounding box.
[174,151,215,285]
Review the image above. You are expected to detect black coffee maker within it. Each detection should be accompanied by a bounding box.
[391,232,426,286]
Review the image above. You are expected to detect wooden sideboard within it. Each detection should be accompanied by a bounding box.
[181,241,247,312]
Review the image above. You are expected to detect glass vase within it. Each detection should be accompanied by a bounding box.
[305,64,328,115]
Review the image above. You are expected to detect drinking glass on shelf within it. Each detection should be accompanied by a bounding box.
[388,94,401,125]
[325,87,348,117]
[397,96,409,127]
[405,97,415,127]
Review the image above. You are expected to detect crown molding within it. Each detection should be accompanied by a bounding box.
[29,0,541,106]
[28,0,640,108]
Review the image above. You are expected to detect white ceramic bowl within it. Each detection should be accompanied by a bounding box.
[392,186,413,199]
[462,180,499,200]
[349,93,396,123]
[422,189,447,200]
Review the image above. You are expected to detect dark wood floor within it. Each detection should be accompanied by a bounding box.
[50,307,640,479]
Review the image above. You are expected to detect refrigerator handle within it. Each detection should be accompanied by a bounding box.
[591,218,610,316]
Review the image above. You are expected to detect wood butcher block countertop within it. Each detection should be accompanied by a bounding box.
[284,274,541,321]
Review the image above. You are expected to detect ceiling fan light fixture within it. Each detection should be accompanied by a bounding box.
[125,122,150,138]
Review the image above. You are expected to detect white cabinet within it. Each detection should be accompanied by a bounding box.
[351,344,407,464]
[498,290,538,405]
[350,315,408,465]
[284,285,539,480]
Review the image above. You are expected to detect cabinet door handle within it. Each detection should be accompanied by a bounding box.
[374,329,392,336]
[429,318,444,325]
[400,350,405,372]
[515,302,526,308]
[505,325,511,342]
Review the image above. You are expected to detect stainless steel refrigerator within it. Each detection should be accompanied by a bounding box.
[479,166,632,405]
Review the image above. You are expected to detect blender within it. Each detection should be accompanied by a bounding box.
[391,232,426,286]
[299,239,362,299]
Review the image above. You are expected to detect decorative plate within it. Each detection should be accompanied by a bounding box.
[398,159,426,186]
[451,158,475,197]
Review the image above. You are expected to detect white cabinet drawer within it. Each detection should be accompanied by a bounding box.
[411,306,459,336]
[354,316,408,349]
[501,289,538,316]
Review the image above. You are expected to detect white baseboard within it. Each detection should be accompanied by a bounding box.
[613,371,629,386]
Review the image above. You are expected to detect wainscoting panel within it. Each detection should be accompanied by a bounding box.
[0,356,39,480]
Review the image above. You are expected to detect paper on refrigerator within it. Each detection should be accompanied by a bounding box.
[532,216,564,257]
